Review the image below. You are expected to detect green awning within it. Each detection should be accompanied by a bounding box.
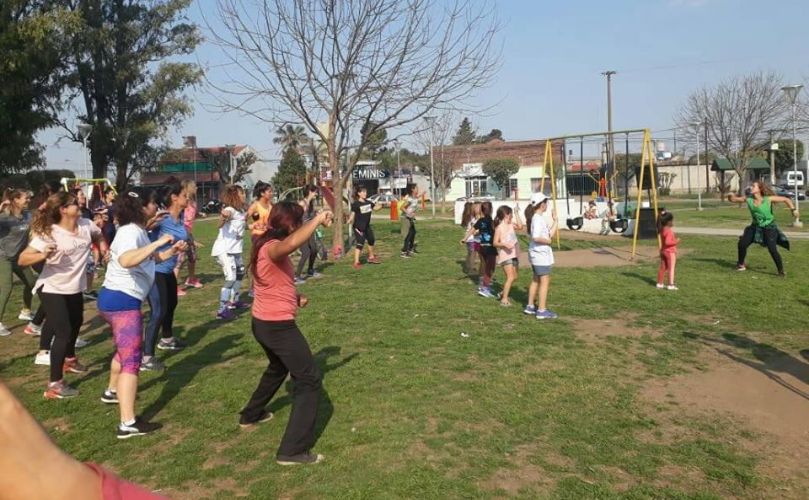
[711,157,770,171]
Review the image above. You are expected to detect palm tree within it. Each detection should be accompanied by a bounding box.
[273,124,309,153]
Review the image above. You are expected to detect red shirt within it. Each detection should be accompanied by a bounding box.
[252,240,297,321]
[660,226,678,253]
[85,463,168,499]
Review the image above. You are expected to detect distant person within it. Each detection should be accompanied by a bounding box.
[0,189,35,335]
[473,201,497,298]
[493,204,524,307]
[296,185,322,281]
[728,180,797,277]
[524,193,558,320]
[211,185,248,320]
[655,210,680,290]
[175,180,203,291]
[459,202,482,276]
[399,183,420,257]
[348,186,382,270]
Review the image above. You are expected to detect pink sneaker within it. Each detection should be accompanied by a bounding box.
[185,279,203,289]
[177,286,187,297]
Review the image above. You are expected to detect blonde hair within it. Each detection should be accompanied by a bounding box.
[220,184,245,210]
[182,180,197,201]
[2,188,28,215]
[31,192,76,238]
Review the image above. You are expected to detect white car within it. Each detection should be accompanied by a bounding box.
[369,193,398,207]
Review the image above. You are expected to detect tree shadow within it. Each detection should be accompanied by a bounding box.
[689,257,738,271]
[620,271,657,286]
[682,331,809,401]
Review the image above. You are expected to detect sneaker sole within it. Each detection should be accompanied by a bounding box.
[157,345,182,351]
[101,397,119,404]
[44,391,76,400]
[239,414,274,429]
[117,431,149,440]
[276,456,323,466]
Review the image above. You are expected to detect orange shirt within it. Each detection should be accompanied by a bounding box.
[252,240,297,321]
[250,202,271,236]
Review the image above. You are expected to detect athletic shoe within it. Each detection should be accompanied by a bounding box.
[139,357,165,372]
[100,389,119,404]
[176,286,187,297]
[44,381,79,400]
[352,262,362,270]
[294,277,306,285]
[777,272,786,278]
[523,305,537,315]
[74,337,89,348]
[185,279,204,289]
[24,323,42,336]
[306,271,322,279]
[536,309,559,320]
[18,309,33,321]
[239,410,274,429]
[406,251,416,257]
[0,324,10,337]
[367,256,381,264]
[63,357,88,374]
[400,251,410,258]
[656,283,665,289]
[667,285,679,291]
[477,287,495,299]
[736,264,746,272]
[228,301,250,310]
[157,338,186,351]
[276,451,324,466]
[117,417,161,440]
[216,309,235,320]
[34,351,50,366]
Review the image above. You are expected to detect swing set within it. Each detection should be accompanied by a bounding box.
[537,128,660,259]
[60,177,117,204]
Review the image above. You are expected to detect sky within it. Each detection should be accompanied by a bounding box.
[40,0,809,174]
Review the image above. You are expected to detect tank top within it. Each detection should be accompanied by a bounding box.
[251,201,271,236]
[746,196,774,227]
[252,240,297,321]
[496,223,519,264]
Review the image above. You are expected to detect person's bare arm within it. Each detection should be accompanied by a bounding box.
[266,211,333,260]
[18,244,55,267]
[727,194,746,203]
[769,195,798,215]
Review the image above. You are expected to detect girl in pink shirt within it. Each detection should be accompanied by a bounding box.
[19,192,108,400]
[240,201,333,465]
[493,204,525,307]
[656,211,680,291]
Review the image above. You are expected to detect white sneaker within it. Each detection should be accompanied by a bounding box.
[18,309,33,321]
[667,285,679,291]
[0,324,10,337]
[74,337,89,348]
[34,351,50,366]
[655,283,665,289]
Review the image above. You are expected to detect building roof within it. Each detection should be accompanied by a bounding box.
[438,139,564,170]
[711,157,770,171]
[160,145,248,164]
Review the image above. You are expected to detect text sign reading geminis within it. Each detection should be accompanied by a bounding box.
[352,168,388,180]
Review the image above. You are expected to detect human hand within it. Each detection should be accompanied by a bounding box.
[43,243,57,258]
[319,210,334,227]
[551,209,558,222]
[103,252,111,264]
[298,294,309,308]
[173,241,188,253]
[159,234,174,246]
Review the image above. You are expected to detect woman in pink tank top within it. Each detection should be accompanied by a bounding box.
[239,201,333,465]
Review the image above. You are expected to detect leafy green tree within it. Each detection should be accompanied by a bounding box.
[0,2,76,172]
[475,128,503,143]
[773,139,804,176]
[453,117,476,145]
[273,148,307,194]
[360,122,387,159]
[482,158,519,197]
[59,0,202,189]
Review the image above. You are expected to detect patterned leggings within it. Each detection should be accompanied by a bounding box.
[99,309,143,374]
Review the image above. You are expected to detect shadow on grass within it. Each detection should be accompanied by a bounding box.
[683,331,809,401]
[690,257,738,271]
[620,271,657,286]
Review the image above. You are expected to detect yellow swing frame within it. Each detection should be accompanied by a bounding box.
[539,139,562,249]
[630,129,661,259]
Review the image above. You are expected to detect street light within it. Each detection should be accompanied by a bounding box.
[77,123,92,179]
[782,84,804,227]
[225,144,236,183]
[183,135,198,184]
[393,139,401,196]
[423,116,436,217]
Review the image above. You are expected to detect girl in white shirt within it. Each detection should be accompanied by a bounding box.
[524,193,558,320]
[211,185,247,320]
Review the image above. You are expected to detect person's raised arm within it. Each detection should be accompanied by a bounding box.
[513,204,525,230]
[267,211,333,261]
[18,243,56,267]
[769,195,798,217]
[727,193,746,204]
[118,233,173,268]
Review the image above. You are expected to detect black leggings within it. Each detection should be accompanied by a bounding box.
[296,234,317,276]
[39,292,83,382]
[738,225,784,273]
[153,272,178,341]
[241,318,322,457]
[401,217,416,252]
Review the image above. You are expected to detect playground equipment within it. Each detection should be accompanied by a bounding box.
[60,178,117,205]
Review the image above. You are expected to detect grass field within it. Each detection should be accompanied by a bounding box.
[2,217,809,498]
[655,197,808,232]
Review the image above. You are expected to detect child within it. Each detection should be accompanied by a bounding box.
[399,184,419,257]
[348,187,382,270]
[584,200,598,220]
[493,204,524,307]
[524,193,558,319]
[459,202,481,276]
[473,201,497,298]
[176,180,202,291]
[211,185,247,319]
[656,210,680,290]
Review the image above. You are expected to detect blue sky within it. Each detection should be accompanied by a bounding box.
[42,0,809,173]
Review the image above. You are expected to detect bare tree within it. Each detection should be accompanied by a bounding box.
[413,110,458,212]
[677,72,788,193]
[210,0,500,254]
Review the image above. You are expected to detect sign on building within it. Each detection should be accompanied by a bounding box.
[353,168,388,180]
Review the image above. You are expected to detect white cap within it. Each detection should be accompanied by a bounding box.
[529,192,549,206]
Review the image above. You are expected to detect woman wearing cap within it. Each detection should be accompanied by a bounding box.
[523,193,558,320]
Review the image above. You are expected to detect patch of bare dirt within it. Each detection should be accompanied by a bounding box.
[479,442,572,496]
[572,315,661,343]
[641,344,809,493]
[516,242,691,269]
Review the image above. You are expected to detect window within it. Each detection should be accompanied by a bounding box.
[530,178,542,193]
[508,178,518,196]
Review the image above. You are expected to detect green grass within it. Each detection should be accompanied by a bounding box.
[2,218,809,498]
[654,197,808,232]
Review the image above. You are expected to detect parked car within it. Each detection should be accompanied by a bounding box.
[369,193,398,207]
[203,199,223,214]
[775,186,806,201]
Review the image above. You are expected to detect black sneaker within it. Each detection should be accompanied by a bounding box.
[100,389,118,404]
[276,451,324,465]
[157,338,186,351]
[239,410,274,429]
[83,291,98,301]
[140,357,165,372]
[117,418,161,439]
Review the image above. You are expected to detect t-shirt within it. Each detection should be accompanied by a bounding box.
[183,201,197,231]
[660,226,678,253]
[464,218,478,243]
[102,223,156,300]
[85,463,169,500]
[29,219,102,294]
[0,211,31,260]
[250,202,271,236]
[528,214,554,266]
[351,200,374,231]
[95,201,116,244]
[474,216,495,254]
[211,207,246,257]
[154,214,188,274]
[402,195,419,218]
[495,222,519,264]
[252,240,297,321]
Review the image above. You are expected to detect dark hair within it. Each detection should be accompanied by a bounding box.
[161,182,184,208]
[751,180,775,197]
[524,204,536,233]
[405,183,417,196]
[31,192,77,237]
[480,201,493,218]
[114,193,147,226]
[250,201,304,281]
[32,180,63,210]
[353,186,367,200]
[460,202,474,227]
[303,184,318,196]
[220,184,245,210]
[253,181,272,199]
[657,210,673,231]
[494,205,512,226]
[104,187,116,197]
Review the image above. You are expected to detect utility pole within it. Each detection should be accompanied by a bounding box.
[602,70,616,196]
[704,120,709,193]
[769,130,776,185]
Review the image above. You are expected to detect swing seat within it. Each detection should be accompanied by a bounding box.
[609,218,628,233]
[566,216,584,231]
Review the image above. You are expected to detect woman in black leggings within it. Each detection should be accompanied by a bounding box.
[296,185,321,282]
[400,183,419,258]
